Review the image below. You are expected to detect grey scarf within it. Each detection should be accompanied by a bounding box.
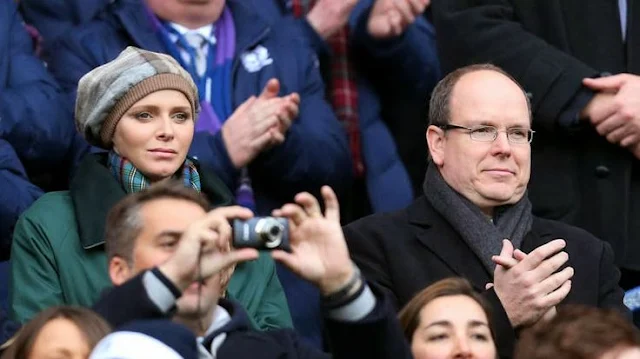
[423,163,533,273]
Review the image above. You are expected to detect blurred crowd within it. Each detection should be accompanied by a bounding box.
[0,0,639,358]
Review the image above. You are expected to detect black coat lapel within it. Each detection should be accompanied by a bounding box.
[408,197,493,291]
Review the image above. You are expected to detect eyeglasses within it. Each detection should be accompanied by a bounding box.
[438,124,535,144]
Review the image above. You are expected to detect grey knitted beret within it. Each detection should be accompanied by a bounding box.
[75,46,200,149]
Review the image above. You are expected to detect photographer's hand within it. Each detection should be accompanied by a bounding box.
[159,206,259,292]
[271,186,355,295]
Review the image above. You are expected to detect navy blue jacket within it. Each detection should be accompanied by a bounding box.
[257,0,441,213]
[47,0,353,216]
[0,306,20,353]
[93,270,413,359]
[0,0,75,170]
[0,140,43,260]
[0,0,73,257]
[19,0,111,45]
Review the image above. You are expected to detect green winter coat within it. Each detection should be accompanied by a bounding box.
[9,154,292,330]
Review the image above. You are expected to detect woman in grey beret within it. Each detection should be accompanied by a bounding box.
[8,47,292,333]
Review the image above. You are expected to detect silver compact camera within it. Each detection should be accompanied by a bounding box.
[232,217,290,251]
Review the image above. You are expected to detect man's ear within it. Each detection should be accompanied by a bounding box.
[426,125,446,166]
[109,256,132,286]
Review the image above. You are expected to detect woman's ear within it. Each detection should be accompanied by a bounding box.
[109,256,132,286]
[426,125,446,166]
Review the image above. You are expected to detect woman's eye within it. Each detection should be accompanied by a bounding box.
[471,333,490,341]
[135,112,152,120]
[427,334,448,341]
[173,113,190,122]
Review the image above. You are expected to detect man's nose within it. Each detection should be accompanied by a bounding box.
[491,130,512,155]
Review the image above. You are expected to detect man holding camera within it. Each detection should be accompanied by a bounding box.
[94,181,410,358]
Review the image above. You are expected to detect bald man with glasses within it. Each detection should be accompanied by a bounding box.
[343,64,629,359]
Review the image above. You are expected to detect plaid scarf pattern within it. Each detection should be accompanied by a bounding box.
[108,151,202,194]
[291,0,364,177]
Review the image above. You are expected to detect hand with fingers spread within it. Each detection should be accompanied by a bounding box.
[491,239,574,328]
[271,186,355,295]
[222,79,300,168]
[368,0,430,39]
[582,74,640,153]
[158,206,259,292]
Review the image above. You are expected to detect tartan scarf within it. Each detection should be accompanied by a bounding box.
[108,151,202,194]
[291,0,364,177]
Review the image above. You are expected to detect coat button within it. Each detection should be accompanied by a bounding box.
[595,165,610,178]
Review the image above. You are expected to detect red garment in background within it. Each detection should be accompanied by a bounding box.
[291,1,364,177]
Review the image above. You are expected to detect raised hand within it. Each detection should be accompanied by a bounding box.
[159,206,259,291]
[222,79,300,168]
[271,186,355,295]
[367,0,430,38]
[307,0,359,40]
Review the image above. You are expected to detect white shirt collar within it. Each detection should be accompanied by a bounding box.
[168,22,217,46]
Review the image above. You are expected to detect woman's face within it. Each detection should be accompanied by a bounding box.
[411,295,497,359]
[29,318,90,359]
[112,89,195,182]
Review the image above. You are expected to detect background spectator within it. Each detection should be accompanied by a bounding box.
[398,277,497,359]
[0,0,75,259]
[516,305,640,359]
[0,305,111,359]
[259,0,441,219]
[432,0,640,291]
[19,0,111,50]
[1,0,79,328]
[0,142,42,262]
[9,48,291,333]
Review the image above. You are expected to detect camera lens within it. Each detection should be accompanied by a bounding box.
[269,226,281,237]
[255,218,284,249]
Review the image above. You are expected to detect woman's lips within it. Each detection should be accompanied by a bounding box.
[148,149,177,158]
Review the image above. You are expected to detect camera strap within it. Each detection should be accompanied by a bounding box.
[197,244,206,334]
